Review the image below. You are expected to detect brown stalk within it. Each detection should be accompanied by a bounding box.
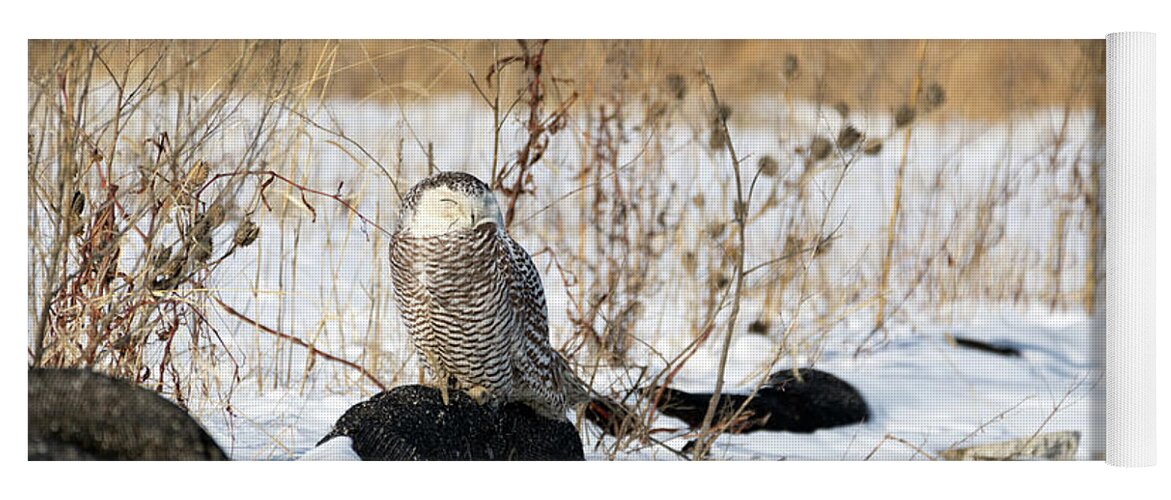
[872,40,928,343]
[212,296,386,391]
[691,59,748,460]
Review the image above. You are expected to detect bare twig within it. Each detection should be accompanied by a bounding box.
[692,58,748,460]
[212,296,386,390]
[281,105,402,202]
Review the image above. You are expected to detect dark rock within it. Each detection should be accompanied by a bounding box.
[648,368,869,434]
[29,435,104,460]
[952,336,1022,357]
[28,368,227,460]
[648,388,766,433]
[319,385,584,460]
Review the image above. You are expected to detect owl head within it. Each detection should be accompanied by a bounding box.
[396,172,504,237]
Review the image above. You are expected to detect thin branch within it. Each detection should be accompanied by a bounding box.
[212,295,386,391]
[199,169,393,238]
[692,57,748,460]
[281,105,402,202]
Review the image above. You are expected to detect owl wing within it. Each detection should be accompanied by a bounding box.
[502,234,590,414]
[501,234,552,365]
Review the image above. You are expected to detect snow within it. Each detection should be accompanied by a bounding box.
[301,437,361,461]
[29,89,1104,460]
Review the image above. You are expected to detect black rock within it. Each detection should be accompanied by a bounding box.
[28,368,227,460]
[318,385,584,461]
[647,388,765,433]
[952,336,1022,357]
[648,368,869,434]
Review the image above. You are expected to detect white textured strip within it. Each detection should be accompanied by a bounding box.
[1106,32,1156,467]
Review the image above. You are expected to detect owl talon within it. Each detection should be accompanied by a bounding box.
[422,352,451,406]
[465,386,492,405]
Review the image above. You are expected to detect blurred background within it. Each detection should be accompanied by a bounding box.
[29,40,1105,120]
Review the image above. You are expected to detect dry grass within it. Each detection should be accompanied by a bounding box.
[29,40,1104,122]
[26,40,392,408]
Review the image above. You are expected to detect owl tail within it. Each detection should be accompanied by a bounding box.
[552,356,643,439]
[553,354,592,406]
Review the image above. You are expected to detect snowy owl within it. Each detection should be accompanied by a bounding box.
[388,172,590,420]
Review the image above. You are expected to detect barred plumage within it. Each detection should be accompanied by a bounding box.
[389,172,589,420]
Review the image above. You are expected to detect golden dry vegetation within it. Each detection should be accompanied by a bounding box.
[29,39,1104,122]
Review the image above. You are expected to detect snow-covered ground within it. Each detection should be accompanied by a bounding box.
[30,91,1104,460]
[211,302,1102,461]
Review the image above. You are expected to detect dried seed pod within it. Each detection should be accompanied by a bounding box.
[733,201,748,221]
[707,105,733,150]
[162,255,184,278]
[646,102,669,124]
[920,83,946,111]
[757,155,779,177]
[863,139,884,155]
[189,218,210,242]
[189,205,225,243]
[708,128,728,151]
[748,319,770,335]
[784,235,802,254]
[707,222,726,239]
[833,102,850,118]
[203,204,226,229]
[188,233,214,264]
[186,160,210,190]
[151,245,172,269]
[70,190,86,216]
[234,220,260,247]
[722,242,742,264]
[150,255,185,290]
[665,73,687,100]
[782,54,799,80]
[812,236,832,256]
[894,105,916,128]
[837,125,863,150]
[715,104,732,123]
[809,137,833,162]
[96,241,121,284]
[66,190,86,235]
[681,251,698,275]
